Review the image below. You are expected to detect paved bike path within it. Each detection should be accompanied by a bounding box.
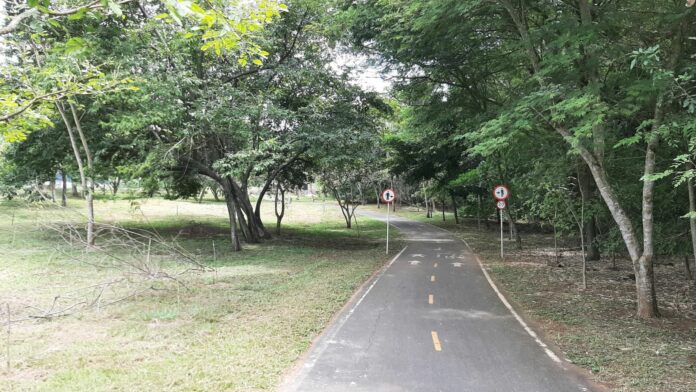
[281,211,597,392]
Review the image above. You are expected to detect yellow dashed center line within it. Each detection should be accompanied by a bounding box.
[431,275,435,282]
[428,294,434,305]
[431,331,442,352]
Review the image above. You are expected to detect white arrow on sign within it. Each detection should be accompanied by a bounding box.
[408,260,421,266]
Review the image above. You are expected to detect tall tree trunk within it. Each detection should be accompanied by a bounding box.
[635,75,674,318]
[497,0,540,74]
[275,182,285,234]
[578,164,600,260]
[441,198,446,221]
[451,193,459,224]
[230,180,263,242]
[477,194,482,230]
[505,208,522,249]
[235,198,252,242]
[72,181,79,197]
[531,14,684,317]
[49,178,56,203]
[223,186,241,251]
[684,255,693,281]
[57,101,95,247]
[60,169,67,207]
[68,103,95,247]
[687,176,696,281]
[111,177,121,196]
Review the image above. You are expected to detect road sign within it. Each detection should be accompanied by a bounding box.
[381,188,396,204]
[381,188,396,254]
[493,185,510,201]
[496,200,506,209]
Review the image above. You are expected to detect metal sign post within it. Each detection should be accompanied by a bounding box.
[381,188,397,255]
[499,205,505,259]
[386,202,390,255]
[494,186,510,260]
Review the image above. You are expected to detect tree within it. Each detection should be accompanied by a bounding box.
[339,0,696,318]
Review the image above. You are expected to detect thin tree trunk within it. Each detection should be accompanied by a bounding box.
[497,0,540,74]
[197,186,207,203]
[49,178,56,203]
[477,194,482,230]
[579,163,600,260]
[111,177,121,196]
[451,193,459,224]
[60,169,67,207]
[56,101,95,247]
[687,176,696,280]
[684,256,693,281]
[68,103,95,247]
[553,206,559,265]
[441,198,446,221]
[333,189,354,229]
[580,192,587,289]
[275,182,285,234]
[505,209,522,249]
[223,188,241,251]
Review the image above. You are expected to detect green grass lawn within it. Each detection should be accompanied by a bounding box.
[368,204,696,392]
[0,198,399,391]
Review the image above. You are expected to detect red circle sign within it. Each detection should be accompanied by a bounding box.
[381,188,396,203]
[493,185,510,201]
[496,200,506,209]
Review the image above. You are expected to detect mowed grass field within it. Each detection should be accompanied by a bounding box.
[370,205,696,392]
[0,197,398,391]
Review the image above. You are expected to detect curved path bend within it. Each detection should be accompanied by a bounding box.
[281,210,598,392]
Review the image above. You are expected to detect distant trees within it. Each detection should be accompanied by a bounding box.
[2,0,371,251]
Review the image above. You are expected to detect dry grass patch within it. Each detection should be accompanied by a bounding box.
[0,199,399,391]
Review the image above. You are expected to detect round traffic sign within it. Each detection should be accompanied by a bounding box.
[493,185,510,201]
[496,200,506,209]
[381,188,396,203]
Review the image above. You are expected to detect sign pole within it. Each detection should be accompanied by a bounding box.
[493,185,510,260]
[381,188,396,255]
[500,208,504,259]
[386,201,390,254]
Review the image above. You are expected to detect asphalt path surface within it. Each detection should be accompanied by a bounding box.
[281,210,597,392]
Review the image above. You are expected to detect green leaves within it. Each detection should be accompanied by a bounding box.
[63,37,87,55]
[613,133,643,149]
[160,0,287,62]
